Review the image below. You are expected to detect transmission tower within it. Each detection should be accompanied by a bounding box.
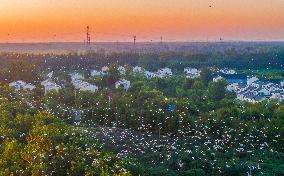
[86,26,91,47]
[133,36,136,48]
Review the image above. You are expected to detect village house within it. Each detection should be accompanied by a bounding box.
[270,91,284,102]
[91,69,103,77]
[227,75,284,103]
[77,81,98,92]
[280,80,284,87]
[70,73,84,81]
[9,80,26,91]
[41,79,61,94]
[9,81,36,91]
[157,68,172,78]
[258,87,271,96]
[243,94,266,103]
[117,66,126,75]
[227,69,236,74]
[213,75,224,82]
[24,83,36,91]
[184,67,200,78]
[247,76,259,85]
[115,79,130,91]
[144,71,157,78]
[226,83,239,92]
[219,68,237,74]
[101,66,109,74]
[71,77,98,93]
[47,71,53,79]
[133,66,143,73]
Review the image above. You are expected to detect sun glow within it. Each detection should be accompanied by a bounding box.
[0,0,284,42]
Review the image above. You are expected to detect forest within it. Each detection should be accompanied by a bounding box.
[0,45,284,175]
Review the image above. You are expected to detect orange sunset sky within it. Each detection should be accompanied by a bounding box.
[0,0,284,42]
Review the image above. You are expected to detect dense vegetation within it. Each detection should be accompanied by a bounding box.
[0,45,284,175]
[0,84,132,175]
[0,43,284,79]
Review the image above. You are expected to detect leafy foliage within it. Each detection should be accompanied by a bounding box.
[0,47,284,175]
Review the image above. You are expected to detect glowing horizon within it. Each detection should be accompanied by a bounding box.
[0,0,284,42]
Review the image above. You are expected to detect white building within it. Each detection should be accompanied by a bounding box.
[228,74,284,103]
[78,82,98,92]
[184,67,201,78]
[133,66,143,73]
[144,71,157,78]
[184,68,199,75]
[270,92,280,101]
[71,80,83,89]
[91,70,102,77]
[213,76,224,82]
[115,79,130,91]
[247,76,259,85]
[24,83,36,91]
[157,68,172,78]
[117,66,126,75]
[41,79,61,94]
[226,83,239,92]
[71,79,98,93]
[9,81,26,91]
[47,71,53,79]
[250,81,261,88]
[219,68,237,74]
[270,92,284,102]
[263,83,277,92]
[9,81,36,91]
[101,66,109,73]
[227,69,237,74]
[243,94,266,104]
[259,88,271,96]
[70,73,84,81]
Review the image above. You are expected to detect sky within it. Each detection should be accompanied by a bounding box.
[0,0,284,42]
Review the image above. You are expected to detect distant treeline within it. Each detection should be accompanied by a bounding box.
[0,45,284,82]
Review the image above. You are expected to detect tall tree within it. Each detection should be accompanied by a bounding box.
[200,67,212,86]
[208,80,227,101]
